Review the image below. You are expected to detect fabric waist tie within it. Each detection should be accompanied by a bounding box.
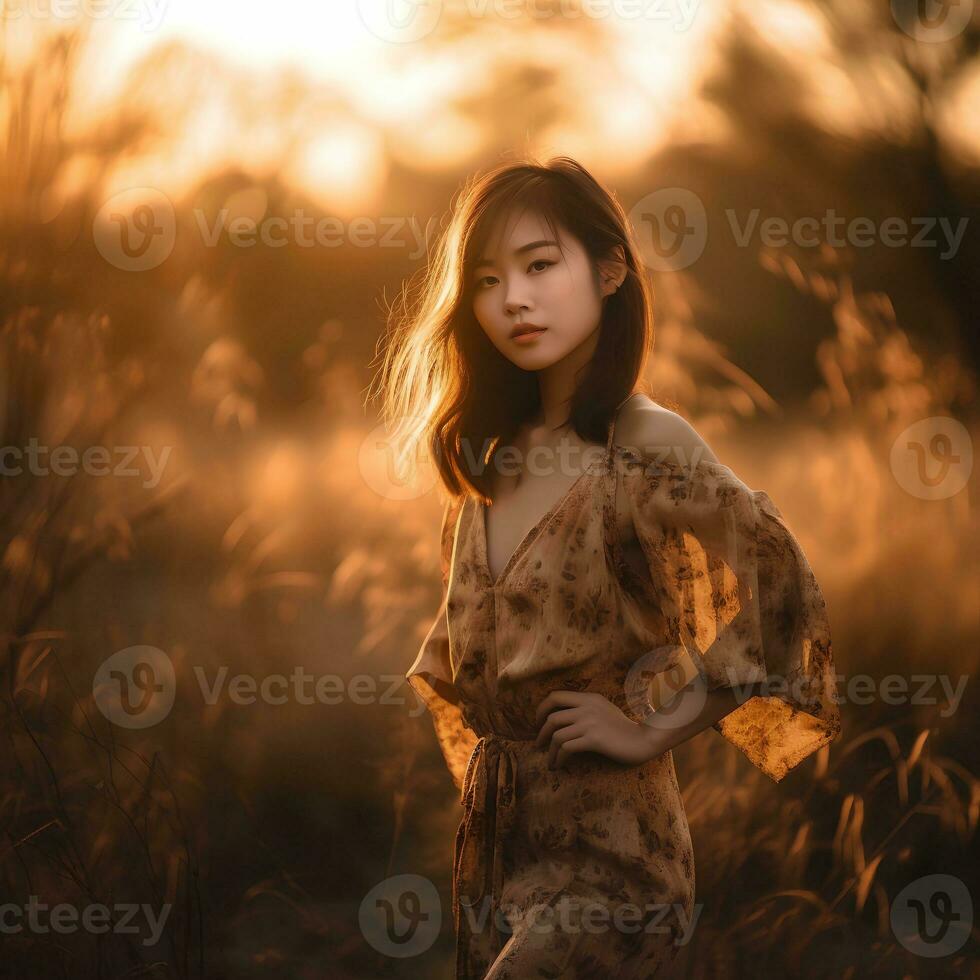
[453,732,532,964]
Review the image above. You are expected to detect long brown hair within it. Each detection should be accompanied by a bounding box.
[369,154,654,504]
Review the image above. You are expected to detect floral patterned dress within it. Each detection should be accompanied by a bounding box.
[406,401,841,979]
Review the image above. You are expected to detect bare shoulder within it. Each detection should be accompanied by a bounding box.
[612,393,718,467]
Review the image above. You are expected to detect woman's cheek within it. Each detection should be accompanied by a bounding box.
[471,303,492,338]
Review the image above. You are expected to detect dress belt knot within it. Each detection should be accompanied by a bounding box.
[452,732,532,963]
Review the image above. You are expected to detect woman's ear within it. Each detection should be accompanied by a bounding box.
[597,245,627,299]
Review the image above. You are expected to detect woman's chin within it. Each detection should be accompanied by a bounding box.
[506,341,569,370]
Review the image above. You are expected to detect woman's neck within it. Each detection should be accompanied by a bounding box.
[533,326,600,431]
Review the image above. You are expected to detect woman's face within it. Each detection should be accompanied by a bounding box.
[470,208,617,371]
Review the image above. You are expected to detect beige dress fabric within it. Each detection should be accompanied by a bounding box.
[406,402,841,979]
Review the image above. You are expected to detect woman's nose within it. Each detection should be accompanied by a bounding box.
[504,287,532,317]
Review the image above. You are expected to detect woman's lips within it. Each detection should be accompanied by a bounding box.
[511,327,547,344]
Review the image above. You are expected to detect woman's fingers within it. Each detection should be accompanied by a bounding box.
[534,706,580,748]
[534,690,590,729]
[553,734,592,769]
[535,692,613,767]
[547,722,587,768]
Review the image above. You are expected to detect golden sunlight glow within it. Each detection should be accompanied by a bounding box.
[254,443,306,511]
[51,0,731,201]
[939,61,980,167]
[285,124,388,216]
[740,0,918,140]
[540,5,726,171]
[14,0,964,213]
[746,0,832,51]
[67,2,397,205]
[80,2,378,103]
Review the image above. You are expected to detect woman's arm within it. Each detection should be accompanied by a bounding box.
[534,680,762,770]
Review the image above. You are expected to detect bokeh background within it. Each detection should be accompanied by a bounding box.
[1,2,978,977]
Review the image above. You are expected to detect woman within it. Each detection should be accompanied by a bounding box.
[375,156,840,978]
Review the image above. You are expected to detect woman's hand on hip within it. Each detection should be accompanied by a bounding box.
[534,690,665,769]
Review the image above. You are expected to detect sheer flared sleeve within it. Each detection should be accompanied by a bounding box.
[406,496,478,792]
[621,454,841,782]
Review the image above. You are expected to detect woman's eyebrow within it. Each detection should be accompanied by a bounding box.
[474,239,559,270]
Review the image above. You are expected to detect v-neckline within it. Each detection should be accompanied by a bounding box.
[476,465,598,589]
[473,392,637,589]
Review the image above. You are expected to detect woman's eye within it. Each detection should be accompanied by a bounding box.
[475,261,552,289]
